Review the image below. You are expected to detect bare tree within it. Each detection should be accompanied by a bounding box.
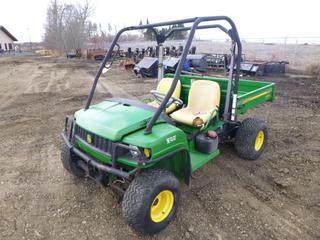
[44,0,144,51]
[43,0,93,52]
[107,23,112,33]
[43,0,62,50]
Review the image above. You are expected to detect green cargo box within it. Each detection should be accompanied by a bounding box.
[166,74,276,116]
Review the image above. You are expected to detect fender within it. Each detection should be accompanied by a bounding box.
[150,147,192,185]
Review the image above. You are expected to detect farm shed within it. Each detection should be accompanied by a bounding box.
[0,26,18,51]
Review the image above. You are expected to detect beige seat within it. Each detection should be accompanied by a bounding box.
[148,78,181,113]
[170,80,220,126]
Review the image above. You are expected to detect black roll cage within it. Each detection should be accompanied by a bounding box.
[84,16,242,134]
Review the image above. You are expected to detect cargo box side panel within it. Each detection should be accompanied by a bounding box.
[236,83,275,115]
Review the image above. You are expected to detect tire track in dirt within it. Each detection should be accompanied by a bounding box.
[62,69,71,90]
[0,62,41,108]
[98,81,135,99]
[46,69,71,92]
[24,71,49,93]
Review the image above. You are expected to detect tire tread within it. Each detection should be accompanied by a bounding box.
[122,169,180,234]
[235,118,268,160]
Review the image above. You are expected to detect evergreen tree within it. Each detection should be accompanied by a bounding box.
[138,20,144,34]
[144,18,155,41]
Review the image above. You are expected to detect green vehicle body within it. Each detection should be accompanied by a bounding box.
[72,74,275,184]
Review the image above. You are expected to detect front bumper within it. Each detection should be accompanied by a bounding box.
[62,116,192,185]
[62,117,138,180]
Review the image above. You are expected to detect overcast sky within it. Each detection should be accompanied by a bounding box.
[1,0,319,42]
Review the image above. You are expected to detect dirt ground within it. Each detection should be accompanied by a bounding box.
[0,56,319,240]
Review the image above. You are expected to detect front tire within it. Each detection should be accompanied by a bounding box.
[235,118,268,160]
[61,143,85,177]
[122,169,180,235]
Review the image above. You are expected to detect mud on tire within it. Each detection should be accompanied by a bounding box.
[235,118,268,160]
[122,169,180,235]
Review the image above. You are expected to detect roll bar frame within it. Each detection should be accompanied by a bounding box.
[84,16,242,134]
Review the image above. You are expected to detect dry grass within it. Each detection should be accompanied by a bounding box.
[306,63,320,79]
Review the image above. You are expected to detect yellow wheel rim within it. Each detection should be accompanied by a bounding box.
[254,130,265,151]
[150,190,174,223]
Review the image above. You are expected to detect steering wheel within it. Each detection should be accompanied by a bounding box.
[150,90,183,108]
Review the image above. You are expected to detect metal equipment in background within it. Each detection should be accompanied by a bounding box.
[163,57,180,73]
[206,53,230,72]
[264,61,289,75]
[67,48,82,59]
[163,57,190,73]
[232,60,289,76]
[87,48,107,60]
[186,54,208,72]
[133,57,158,77]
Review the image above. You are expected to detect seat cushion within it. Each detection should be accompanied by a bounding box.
[170,80,220,126]
[147,78,181,113]
[188,80,220,113]
[170,108,217,126]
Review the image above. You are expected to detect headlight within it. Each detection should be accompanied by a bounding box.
[129,145,151,159]
[129,145,140,158]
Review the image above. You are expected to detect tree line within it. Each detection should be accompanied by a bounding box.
[43,0,92,52]
[139,19,187,41]
[43,0,187,52]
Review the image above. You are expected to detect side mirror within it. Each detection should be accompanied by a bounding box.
[102,64,112,74]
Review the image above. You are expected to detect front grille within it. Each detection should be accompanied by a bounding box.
[74,124,112,154]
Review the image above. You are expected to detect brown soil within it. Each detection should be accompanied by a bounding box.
[0,56,319,240]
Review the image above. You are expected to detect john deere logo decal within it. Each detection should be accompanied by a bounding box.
[86,134,92,144]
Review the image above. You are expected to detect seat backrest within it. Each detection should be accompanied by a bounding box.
[157,77,181,99]
[187,80,220,113]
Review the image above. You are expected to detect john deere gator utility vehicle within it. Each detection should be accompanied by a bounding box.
[61,16,275,234]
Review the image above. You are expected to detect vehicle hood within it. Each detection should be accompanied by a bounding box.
[74,100,164,141]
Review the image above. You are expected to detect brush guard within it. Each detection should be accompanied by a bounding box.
[62,116,139,181]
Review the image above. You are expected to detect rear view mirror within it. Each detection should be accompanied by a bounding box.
[102,64,112,74]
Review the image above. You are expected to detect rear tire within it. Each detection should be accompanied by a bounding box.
[122,169,180,235]
[61,143,85,177]
[235,118,268,160]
